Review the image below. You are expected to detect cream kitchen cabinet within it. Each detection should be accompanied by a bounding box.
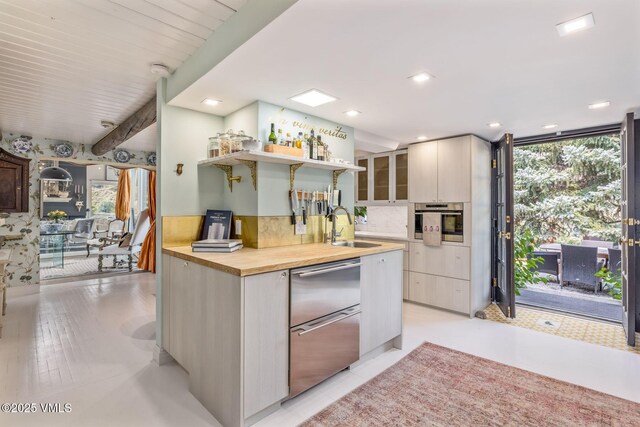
[356,150,408,205]
[436,136,471,203]
[408,136,472,203]
[409,271,470,314]
[409,242,470,280]
[408,141,438,203]
[360,250,403,356]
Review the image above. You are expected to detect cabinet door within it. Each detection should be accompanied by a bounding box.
[243,270,289,417]
[409,243,470,280]
[394,151,408,202]
[168,256,193,369]
[437,136,471,202]
[356,157,369,202]
[372,154,391,202]
[360,250,403,356]
[408,141,438,202]
[408,272,470,314]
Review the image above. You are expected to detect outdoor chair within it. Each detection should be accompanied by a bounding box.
[560,244,600,293]
[97,209,150,272]
[531,251,560,282]
[608,248,621,278]
[86,219,126,257]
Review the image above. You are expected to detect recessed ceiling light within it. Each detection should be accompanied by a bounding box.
[556,13,595,37]
[290,89,337,107]
[345,110,361,117]
[542,124,558,129]
[410,72,432,83]
[417,136,428,140]
[202,98,222,106]
[488,122,502,128]
[588,101,610,109]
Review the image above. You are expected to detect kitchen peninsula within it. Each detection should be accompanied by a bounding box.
[162,241,404,427]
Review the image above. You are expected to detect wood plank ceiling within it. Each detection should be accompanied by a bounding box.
[0,0,246,151]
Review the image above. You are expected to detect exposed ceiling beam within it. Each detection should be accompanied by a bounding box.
[91,95,156,155]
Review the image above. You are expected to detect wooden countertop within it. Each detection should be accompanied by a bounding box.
[162,241,405,277]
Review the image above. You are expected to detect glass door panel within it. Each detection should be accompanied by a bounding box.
[357,158,369,202]
[373,156,390,201]
[395,152,408,201]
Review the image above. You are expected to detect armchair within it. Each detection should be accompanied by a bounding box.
[97,210,150,272]
[86,219,125,257]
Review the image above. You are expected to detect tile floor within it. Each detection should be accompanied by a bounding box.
[1,275,639,426]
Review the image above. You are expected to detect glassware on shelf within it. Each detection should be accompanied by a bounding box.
[207,136,220,158]
[219,132,231,156]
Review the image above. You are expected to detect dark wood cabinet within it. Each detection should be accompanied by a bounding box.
[0,148,31,213]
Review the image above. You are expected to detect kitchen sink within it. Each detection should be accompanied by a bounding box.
[332,241,381,248]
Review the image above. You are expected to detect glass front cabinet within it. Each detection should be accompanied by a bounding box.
[356,149,408,205]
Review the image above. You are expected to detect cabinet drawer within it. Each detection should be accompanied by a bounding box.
[408,272,469,314]
[409,243,470,280]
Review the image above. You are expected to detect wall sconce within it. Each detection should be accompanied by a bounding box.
[75,201,84,212]
[176,163,184,176]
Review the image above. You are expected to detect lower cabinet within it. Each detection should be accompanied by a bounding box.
[360,250,403,356]
[243,270,289,418]
[409,271,470,314]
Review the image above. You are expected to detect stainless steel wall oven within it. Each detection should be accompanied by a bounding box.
[414,203,464,243]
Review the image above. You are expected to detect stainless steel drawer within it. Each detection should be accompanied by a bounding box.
[289,305,360,398]
[290,259,360,327]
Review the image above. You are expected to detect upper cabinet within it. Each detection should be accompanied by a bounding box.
[408,136,471,203]
[408,141,437,203]
[0,148,31,213]
[356,150,408,205]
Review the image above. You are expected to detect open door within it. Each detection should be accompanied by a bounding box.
[492,133,515,318]
[620,113,636,346]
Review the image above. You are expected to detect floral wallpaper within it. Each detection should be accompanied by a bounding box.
[0,131,156,287]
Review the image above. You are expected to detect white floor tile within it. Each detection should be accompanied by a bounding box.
[1,276,639,427]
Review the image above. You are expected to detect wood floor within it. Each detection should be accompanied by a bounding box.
[0,274,639,426]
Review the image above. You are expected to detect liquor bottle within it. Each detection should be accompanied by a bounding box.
[308,130,316,160]
[317,135,324,161]
[277,129,283,145]
[312,132,318,160]
[286,133,292,147]
[296,132,304,149]
[268,123,277,144]
[303,133,309,158]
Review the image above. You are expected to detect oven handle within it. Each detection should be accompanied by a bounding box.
[295,310,362,336]
[294,262,361,278]
[418,211,462,216]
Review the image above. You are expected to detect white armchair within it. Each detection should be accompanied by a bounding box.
[86,219,125,257]
[97,209,150,272]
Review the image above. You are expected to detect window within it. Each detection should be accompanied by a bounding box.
[90,181,118,219]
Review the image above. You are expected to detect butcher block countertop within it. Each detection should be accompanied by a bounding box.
[162,241,405,277]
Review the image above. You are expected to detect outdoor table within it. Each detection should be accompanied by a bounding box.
[538,243,609,260]
[40,230,75,268]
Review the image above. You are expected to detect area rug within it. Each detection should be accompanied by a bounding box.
[300,342,640,426]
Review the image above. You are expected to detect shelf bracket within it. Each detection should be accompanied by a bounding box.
[214,164,241,192]
[332,169,346,188]
[289,163,304,191]
[238,159,257,191]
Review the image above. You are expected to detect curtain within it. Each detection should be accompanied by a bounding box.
[115,169,131,221]
[138,170,156,273]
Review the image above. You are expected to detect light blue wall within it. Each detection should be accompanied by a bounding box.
[257,101,355,216]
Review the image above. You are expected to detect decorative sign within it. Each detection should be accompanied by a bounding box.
[268,109,350,142]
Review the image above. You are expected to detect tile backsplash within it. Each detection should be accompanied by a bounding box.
[355,205,408,235]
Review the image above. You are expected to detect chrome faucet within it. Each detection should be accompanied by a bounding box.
[325,206,353,244]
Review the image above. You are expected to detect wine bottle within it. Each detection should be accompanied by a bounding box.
[268,123,277,144]
[312,132,318,160]
[308,130,315,160]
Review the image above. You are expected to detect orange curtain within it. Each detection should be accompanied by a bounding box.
[115,169,131,221]
[138,170,156,273]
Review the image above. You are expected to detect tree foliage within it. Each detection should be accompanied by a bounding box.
[514,135,621,244]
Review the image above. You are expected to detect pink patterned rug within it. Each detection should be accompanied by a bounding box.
[300,342,640,426]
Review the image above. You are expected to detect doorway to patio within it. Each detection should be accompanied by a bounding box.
[39,160,151,282]
[512,132,622,323]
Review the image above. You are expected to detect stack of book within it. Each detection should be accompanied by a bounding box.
[191,239,243,253]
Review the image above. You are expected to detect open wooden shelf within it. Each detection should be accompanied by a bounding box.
[198,150,365,172]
